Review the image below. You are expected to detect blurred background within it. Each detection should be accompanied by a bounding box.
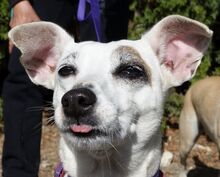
[1,0,220,176]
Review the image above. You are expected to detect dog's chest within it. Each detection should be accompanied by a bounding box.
[56,165,131,177]
[55,163,165,177]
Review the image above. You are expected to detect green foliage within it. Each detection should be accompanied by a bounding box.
[212,67,220,75]
[0,0,9,40]
[129,0,219,39]
[191,55,211,83]
[0,0,9,61]
[0,0,8,122]
[129,0,220,118]
[161,117,167,134]
[164,90,184,118]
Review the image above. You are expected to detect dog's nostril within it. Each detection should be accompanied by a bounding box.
[78,95,90,107]
[62,97,69,108]
[77,92,96,108]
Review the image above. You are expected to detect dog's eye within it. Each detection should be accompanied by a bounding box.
[58,65,76,77]
[114,64,147,81]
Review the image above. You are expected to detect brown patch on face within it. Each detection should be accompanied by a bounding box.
[115,46,152,85]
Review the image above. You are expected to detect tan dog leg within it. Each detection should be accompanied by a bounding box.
[179,88,199,169]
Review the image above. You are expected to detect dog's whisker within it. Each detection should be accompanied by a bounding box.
[105,150,112,176]
[111,132,114,143]
[47,115,55,121]
[114,128,122,145]
[46,116,56,125]
[112,157,127,172]
[44,108,55,113]
[108,142,120,154]
[26,106,45,112]
[28,122,43,136]
[26,105,54,114]
[101,159,105,177]
[44,103,53,107]
[43,102,53,108]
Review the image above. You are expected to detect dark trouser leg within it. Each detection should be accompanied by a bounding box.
[2,48,43,177]
[2,1,76,176]
[104,0,129,41]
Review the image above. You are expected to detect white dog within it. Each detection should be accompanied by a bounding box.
[8,15,212,177]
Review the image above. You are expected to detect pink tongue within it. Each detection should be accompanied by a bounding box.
[70,124,93,133]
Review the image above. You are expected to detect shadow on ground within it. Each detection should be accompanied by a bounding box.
[187,157,219,177]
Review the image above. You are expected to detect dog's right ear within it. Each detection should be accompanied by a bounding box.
[8,22,73,89]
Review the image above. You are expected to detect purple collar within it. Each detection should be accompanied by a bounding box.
[154,169,165,177]
[54,162,164,177]
[54,163,66,177]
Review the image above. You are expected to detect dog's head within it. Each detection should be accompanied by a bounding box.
[9,15,212,152]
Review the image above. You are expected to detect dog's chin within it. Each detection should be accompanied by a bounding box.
[61,124,123,151]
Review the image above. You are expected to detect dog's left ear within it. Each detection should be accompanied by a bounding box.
[8,22,74,89]
[142,15,213,89]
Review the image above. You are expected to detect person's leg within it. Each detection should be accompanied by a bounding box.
[2,1,76,177]
[2,48,43,177]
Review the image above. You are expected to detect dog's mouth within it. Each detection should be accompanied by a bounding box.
[68,124,107,138]
[60,121,123,150]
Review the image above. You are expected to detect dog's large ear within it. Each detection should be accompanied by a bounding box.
[142,15,213,89]
[8,22,73,89]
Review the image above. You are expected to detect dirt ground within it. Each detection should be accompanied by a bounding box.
[0,117,220,177]
[162,117,220,177]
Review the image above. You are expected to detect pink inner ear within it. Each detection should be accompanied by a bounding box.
[24,45,59,79]
[34,45,58,67]
[164,35,202,81]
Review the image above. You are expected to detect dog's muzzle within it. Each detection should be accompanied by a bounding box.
[61,88,99,135]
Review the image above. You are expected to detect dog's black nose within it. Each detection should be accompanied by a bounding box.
[61,88,97,118]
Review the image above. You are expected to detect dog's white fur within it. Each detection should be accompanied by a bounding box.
[9,15,212,177]
[179,76,220,177]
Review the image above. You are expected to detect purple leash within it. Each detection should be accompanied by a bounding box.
[54,163,65,177]
[54,162,164,177]
[77,0,103,42]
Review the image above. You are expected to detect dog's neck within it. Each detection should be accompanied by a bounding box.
[59,129,162,177]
